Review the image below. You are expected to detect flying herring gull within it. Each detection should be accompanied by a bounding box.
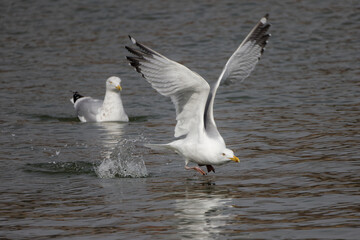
[126,14,271,175]
[70,76,129,122]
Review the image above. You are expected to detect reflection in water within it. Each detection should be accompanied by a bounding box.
[96,122,126,160]
[95,122,148,178]
[175,185,232,239]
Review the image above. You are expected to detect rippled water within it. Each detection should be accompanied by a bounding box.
[1,0,359,239]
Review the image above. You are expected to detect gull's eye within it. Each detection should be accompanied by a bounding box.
[222,153,225,156]
[109,81,113,84]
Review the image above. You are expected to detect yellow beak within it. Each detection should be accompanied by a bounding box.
[116,85,122,91]
[230,155,240,163]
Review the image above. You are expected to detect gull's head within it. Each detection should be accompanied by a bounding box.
[106,76,122,92]
[221,148,240,163]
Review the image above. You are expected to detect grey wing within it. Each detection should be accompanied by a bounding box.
[219,14,271,85]
[74,97,103,122]
[204,14,271,137]
[126,36,210,138]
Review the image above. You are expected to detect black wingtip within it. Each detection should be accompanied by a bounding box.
[125,36,162,80]
[72,91,84,103]
[244,14,271,51]
[128,35,136,44]
[126,56,143,74]
[125,46,145,58]
[258,14,269,26]
[257,33,271,48]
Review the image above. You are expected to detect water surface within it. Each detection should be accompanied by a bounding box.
[1,0,359,239]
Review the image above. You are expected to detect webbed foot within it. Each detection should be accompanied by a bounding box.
[185,165,206,175]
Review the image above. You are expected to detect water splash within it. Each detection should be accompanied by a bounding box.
[95,138,148,178]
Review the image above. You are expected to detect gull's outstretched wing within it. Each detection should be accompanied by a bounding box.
[126,36,210,138]
[204,14,271,136]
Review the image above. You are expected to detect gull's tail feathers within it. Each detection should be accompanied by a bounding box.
[144,143,175,152]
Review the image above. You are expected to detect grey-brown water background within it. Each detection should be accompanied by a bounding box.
[1,0,359,239]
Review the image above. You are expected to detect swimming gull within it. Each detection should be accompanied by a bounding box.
[126,14,270,175]
[70,76,129,122]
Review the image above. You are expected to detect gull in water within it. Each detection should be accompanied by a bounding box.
[70,76,129,122]
[126,14,270,175]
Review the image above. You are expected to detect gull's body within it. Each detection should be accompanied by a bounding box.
[126,15,270,175]
[71,76,129,123]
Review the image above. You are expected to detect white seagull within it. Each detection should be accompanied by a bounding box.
[70,76,129,122]
[126,14,270,175]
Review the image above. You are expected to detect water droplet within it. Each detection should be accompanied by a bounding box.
[95,138,148,178]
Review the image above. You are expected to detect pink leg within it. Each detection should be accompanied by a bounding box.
[206,165,215,173]
[185,165,206,175]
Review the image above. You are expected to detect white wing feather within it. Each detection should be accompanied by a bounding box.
[74,97,103,122]
[126,37,210,138]
[204,14,271,135]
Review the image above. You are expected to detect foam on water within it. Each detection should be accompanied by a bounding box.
[95,138,148,178]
